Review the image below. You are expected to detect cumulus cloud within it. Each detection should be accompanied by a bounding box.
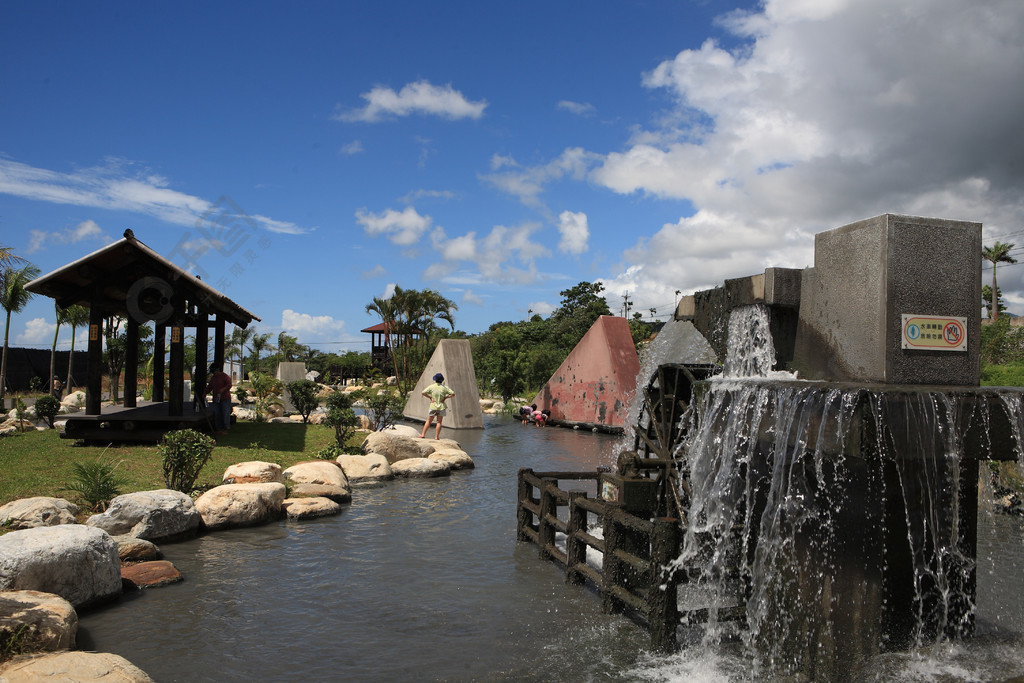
[425,221,551,286]
[339,140,364,155]
[461,289,484,306]
[356,206,433,246]
[557,100,596,117]
[337,80,487,122]
[281,309,346,341]
[585,0,1024,312]
[26,219,113,254]
[0,158,310,235]
[361,264,387,279]
[557,211,589,255]
[15,317,52,346]
[480,148,598,209]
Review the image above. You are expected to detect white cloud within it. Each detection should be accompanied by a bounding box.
[425,221,551,286]
[360,264,387,279]
[400,189,456,204]
[461,290,484,306]
[0,158,310,235]
[15,317,53,346]
[480,148,598,208]
[355,206,433,246]
[26,219,113,254]
[581,0,1024,315]
[528,301,556,317]
[339,140,364,155]
[281,309,346,341]
[337,80,487,122]
[557,211,589,255]
[557,100,596,117]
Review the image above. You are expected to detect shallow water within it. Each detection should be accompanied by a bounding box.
[78,417,1024,682]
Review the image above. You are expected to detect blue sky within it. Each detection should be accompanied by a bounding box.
[4,0,1024,354]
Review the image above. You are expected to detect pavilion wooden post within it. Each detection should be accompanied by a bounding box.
[195,312,209,407]
[153,324,165,402]
[86,306,104,415]
[213,316,225,369]
[124,318,139,408]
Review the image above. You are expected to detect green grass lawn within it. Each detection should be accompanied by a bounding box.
[0,422,344,509]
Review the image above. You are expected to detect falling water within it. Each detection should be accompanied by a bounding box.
[664,305,1024,680]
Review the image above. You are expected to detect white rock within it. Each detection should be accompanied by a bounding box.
[86,490,200,543]
[428,448,475,471]
[193,483,286,531]
[336,453,394,484]
[362,431,436,463]
[281,497,342,520]
[0,589,78,653]
[60,391,85,409]
[0,526,121,608]
[222,461,284,484]
[0,651,153,682]
[0,497,80,529]
[390,458,451,478]
[283,462,351,503]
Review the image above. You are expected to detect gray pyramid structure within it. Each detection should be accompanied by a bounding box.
[403,339,484,429]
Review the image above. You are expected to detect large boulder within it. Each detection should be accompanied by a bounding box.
[0,651,153,682]
[222,461,284,484]
[336,453,394,484]
[0,590,77,653]
[193,483,286,531]
[428,448,475,471]
[113,536,163,563]
[283,462,351,504]
[362,431,436,463]
[390,458,452,478]
[0,497,80,529]
[281,497,343,520]
[86,490,200,543]
[0,526,121,608]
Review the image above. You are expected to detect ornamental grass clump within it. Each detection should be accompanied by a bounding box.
[159,428,216,494]
[61,458,128,512]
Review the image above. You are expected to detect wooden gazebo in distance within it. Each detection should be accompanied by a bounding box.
[360,321,424,373]
[25,229,260,441]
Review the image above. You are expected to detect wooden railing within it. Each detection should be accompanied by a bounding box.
[516,467,683,652]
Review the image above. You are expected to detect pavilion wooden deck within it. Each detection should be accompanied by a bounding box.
[61,400,215,443]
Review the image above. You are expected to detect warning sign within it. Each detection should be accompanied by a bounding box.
[901,315,967,351]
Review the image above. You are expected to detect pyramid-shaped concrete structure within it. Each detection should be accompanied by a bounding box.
[404,339,484,429]
[532,315,640,431]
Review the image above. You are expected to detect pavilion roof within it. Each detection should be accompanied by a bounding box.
[25,230,260,328]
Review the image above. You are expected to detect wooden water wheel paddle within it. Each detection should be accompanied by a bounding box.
[631,363,716,519]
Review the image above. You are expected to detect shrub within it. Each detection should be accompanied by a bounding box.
[313,442,360,460]
[286,379,320,423]
[249,372,283,422]
[29,376,46,394]
[33,394,61,428]
[61,458,128,512]
[13,399,27,432]
[356,387,406,432]
[159,428,216,493]
[323,390,359,446]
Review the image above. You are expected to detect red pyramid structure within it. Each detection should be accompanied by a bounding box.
[532,315,640,431]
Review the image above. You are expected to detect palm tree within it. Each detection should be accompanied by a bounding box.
[229,326,255,381]
[249,332,275,375]
[62,304,89,396]
[48,302,68,395]
[0,247,26,268]
[366,291,401,379]
[0,263,41,399]
[983,241,1017,320]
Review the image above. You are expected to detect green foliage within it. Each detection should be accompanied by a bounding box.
[33,394,60,428]
[323,390,359,445]
[286,379,320,423]
[234,385,248,404]
[13,399,27,432]
[981,317,1024,366]
[61,458,128,512]
[159,428,216,493]
[249,372,283,422]
[357,387,406,431]
[28,376,45,394]
[1,624,35,662]
[313,441,362,460]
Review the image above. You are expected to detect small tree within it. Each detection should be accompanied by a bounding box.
[286,379,320,424]
[249,372,283,422]
[13,398,27,432]
[33,394,60,428]
[323,390,359,446]
[159,429,216,493]
[357,387,406,431]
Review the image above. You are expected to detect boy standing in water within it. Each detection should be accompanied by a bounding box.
[419,373,455,440]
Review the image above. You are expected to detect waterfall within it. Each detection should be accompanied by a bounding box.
[665,305,1024,679]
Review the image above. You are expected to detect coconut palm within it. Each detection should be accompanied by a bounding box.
[228,325,254,380]
[249,332,275,375]
[366,291,401,379]
[0,262,41,399]
[983,241,1017,320]
[62,304,89,397]
[48,302,68,396]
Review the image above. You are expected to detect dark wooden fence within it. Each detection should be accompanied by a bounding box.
[516,467,683,651]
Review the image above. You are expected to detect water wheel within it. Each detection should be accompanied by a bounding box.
[631,363,716,519]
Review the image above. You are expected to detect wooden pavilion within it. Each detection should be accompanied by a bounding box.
[25,229,260,441]
[360,321,424,373]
